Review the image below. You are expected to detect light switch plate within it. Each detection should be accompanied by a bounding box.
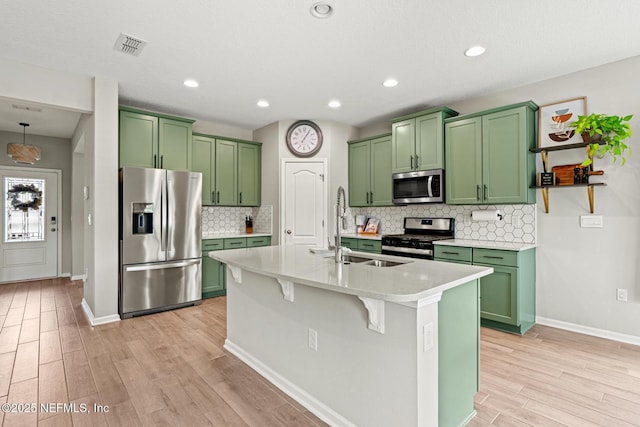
[580,215,603,228]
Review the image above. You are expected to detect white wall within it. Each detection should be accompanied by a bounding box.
[362,55,640,340]
[88,77,119,320]
[0,58,122,324]
[253,120,358,246]
[0,131,73,275]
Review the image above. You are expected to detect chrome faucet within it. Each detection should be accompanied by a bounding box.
[335,186,348,263]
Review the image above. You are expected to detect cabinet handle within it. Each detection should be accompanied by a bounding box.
[366,192,369,204]
[415,155,419,169]
[212,191,215,203]
[484,184,488,200]
[410,155,414,170]
[217,191,220,204]
[160,155,164,169]
[476,185,481,201]
[239,192,242,204]
[369,192,373,204]
[153,155,157,168]
[482,255,504,260]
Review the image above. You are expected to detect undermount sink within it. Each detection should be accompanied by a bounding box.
[341,255,371,264]
[363,259,410,268]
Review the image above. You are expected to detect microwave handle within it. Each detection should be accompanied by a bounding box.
[427,175,433,198]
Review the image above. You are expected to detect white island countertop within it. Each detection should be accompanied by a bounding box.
[435,239,536,251]
[209,245,493,303]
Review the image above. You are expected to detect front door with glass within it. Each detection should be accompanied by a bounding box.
[0,167,59,282]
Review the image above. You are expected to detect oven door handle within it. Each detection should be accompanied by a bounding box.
[381,245,433,258]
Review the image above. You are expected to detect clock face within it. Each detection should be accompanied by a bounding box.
[286,120,323,157]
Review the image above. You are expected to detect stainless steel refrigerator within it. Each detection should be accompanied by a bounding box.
[119,167,202,318]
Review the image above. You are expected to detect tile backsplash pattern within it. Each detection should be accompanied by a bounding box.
[348,204,536,243]
[202,205,273,234]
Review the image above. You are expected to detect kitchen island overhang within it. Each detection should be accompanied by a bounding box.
[209,245,493,427]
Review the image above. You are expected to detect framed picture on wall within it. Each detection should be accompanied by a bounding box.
[538,97,587,148]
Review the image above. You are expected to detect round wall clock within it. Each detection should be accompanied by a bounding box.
[285,120,323,157]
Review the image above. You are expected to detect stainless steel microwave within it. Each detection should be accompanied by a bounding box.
[392,169,444,204]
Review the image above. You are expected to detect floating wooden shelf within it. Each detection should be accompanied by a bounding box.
[529,142,591,153]
[531,142,606,213]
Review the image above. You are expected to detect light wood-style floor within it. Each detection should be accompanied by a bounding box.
[0,278,639,426]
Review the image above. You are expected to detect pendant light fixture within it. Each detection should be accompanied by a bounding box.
[7,122,41,165]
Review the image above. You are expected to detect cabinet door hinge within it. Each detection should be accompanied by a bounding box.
[319,173,324,182]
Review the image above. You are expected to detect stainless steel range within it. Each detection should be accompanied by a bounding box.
[381,217,455,260]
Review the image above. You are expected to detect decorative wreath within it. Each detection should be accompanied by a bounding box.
[7,183,42,212]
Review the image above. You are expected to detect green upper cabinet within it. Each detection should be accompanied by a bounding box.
[215,139,238,206]
[391,107,458,173]
[119,107,194,171]
[445,117,483,205]
[445,102,538,205]
[192,134,215,205]
[348,134,392,207]
[119,110,158,168]
[158,118,192,171]
[193,135,262,206]
[238,142,261,206]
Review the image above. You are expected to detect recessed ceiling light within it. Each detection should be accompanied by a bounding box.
[464,46,486,57]
[383,78,398,88]
[257,99,270,108]
[328,100,341,109]
[183,79,199,88]
[310,2,334,18]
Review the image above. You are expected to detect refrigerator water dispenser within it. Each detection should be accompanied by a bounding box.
[132,203,154,234]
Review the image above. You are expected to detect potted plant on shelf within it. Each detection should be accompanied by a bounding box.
[569,113,633,166]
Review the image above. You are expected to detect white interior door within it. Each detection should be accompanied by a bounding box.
[282,160,327,247]
[0,167,59,282]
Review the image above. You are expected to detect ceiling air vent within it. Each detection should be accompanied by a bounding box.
[114,33,147,57]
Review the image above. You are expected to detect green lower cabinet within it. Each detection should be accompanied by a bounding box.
[202,236,272,299]
[340,237,381,253]
[202,239,225,298]
[435,245,536,335]
[202,256,226,299]
[438,279,480,427]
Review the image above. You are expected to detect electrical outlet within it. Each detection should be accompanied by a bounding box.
[308,328,318,351]
[617,288,628,302]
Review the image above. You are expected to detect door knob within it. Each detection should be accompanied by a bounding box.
[286,230,292,234]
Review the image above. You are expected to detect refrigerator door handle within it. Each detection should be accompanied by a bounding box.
[125,259,201,272]
[160,178,166,252]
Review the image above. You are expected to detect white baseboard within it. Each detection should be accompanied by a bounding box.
[60,272,70,278]
[536,316,640,346]
[70,274,86,281]
[224,339,355,427]
[81,299,121,326]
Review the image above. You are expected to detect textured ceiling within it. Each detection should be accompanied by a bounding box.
[1,0,640,137]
